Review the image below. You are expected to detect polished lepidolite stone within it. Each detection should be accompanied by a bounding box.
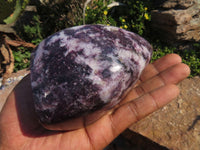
[31,25,153,127]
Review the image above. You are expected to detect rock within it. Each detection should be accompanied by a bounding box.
[129,77,200,150]
[153,0,198,9]
[30,24,152,130]
[151,0,200,42]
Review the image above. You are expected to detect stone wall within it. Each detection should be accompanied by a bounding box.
[151,0,200,42]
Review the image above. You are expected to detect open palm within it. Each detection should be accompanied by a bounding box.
[0,54,190,150]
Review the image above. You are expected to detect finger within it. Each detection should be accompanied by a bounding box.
[122,63,190,103]
[129,53,182,96]
[86,84,179,150]
[140,54,182,82]
[109,84,179,138]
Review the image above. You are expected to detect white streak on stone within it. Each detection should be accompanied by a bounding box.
[103,25,118,32]
[110,64,122,72]
[44,91,50,98]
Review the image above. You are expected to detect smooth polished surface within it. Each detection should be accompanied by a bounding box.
[30,25,152,129]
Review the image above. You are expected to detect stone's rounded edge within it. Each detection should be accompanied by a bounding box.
[103,77,139,110]
[42,116,84,131]
[30,24,153,129]
[30,46,37,89]
[31,24,153,70]
[41,107,109,131]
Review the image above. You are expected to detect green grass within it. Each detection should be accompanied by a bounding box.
[13,47,31,72]
[151,44,200,77]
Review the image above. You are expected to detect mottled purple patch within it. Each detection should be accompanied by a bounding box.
[31,24,153,124]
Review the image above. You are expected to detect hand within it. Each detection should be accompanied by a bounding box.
[0,54,190,150]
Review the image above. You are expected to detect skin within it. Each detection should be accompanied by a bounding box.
[0,54,190,150]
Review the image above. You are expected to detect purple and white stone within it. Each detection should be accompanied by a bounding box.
[30,24,153,130]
